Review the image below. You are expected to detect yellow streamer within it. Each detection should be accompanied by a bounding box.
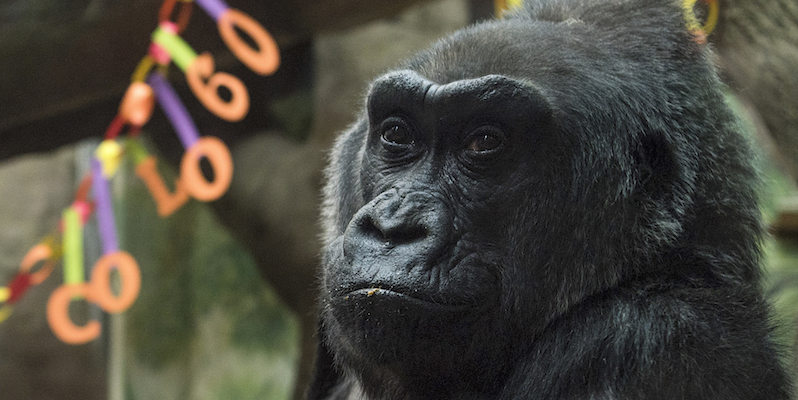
[495,0,523,18]
[682,0,719,36]
[95,140,124,177]
[0,305,12,323]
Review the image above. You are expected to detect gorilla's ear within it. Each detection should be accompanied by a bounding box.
[633,133,677,201]
[631,132,696,247]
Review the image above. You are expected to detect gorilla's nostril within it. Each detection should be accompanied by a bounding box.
[358,215,427,246]
[385,225,427,245]
[358,216,385,241]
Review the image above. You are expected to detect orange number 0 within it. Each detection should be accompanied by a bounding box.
[218,9,280,76]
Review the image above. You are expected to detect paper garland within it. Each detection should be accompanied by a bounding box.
[1,0,279,345]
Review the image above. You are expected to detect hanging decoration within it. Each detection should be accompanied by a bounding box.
[682,0,719,43]
[0,0,279,345]
[494,0,522,18]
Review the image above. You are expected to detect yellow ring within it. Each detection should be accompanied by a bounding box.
[683,0,719,35]
[703,0,719,35]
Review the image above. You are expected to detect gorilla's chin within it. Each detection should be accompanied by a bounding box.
[324,288,507,385]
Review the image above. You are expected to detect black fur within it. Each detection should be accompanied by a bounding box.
[311,0,792,399]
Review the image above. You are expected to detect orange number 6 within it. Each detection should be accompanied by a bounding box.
[186,53,250,122]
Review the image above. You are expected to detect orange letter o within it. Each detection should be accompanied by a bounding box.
[180,136,233,202]
[90,251,141,314]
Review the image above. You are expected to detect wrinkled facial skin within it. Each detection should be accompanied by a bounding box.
[319,70,570,392]
[314,20,682,397]
[317,28,666,391]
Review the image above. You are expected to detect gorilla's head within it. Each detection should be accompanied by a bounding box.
[317,0,764,397]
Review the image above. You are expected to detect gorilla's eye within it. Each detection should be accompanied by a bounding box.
[466,126,505,154]
[380,118,414,147]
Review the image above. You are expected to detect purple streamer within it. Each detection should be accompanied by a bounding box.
[92,159,119,254]
[147,72,200,150]
[195,0,229,22]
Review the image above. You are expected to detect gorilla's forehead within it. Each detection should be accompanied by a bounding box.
[403,16,689,136]
[406,19,598,87]
[366,69,552,130]
[368,70,541,109]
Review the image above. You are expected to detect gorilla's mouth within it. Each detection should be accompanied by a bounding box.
[337,286,475,311]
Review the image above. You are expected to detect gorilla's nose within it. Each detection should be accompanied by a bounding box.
[343,188,452,269]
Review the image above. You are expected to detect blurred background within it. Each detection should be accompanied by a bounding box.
[0,0,797,399]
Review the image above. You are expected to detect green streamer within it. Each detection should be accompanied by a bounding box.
[62,207,85,286]
[152,27,198,72]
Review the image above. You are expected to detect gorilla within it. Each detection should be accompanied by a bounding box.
[309,0,792,399]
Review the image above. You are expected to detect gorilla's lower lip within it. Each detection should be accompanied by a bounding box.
[339,287,473,310]
[344,288,411,300]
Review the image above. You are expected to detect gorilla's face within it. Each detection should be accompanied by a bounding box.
[319,69,582,386]
[318,12,707,391]
[312,2,783,400]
